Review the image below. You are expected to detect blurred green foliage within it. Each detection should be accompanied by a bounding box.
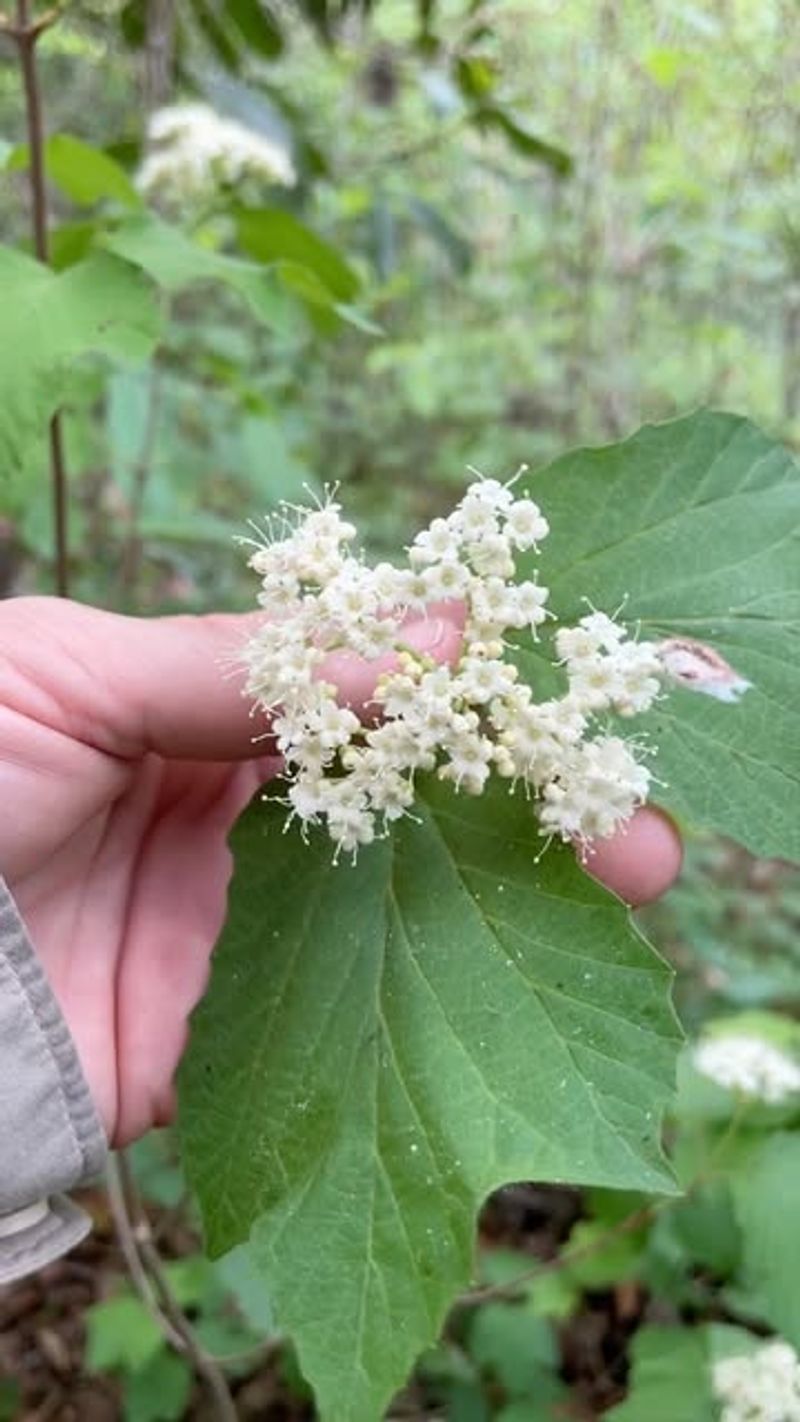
[1,0,799,604]
[642,834,800,1032]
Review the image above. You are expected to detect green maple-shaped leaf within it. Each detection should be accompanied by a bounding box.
[517,410,800,860]
[180,779,678,1421]
[0,247,159,491]
[180,410,800,1420]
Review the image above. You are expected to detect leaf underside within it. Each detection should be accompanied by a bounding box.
[181,410,800,1421]
[0,247,159,490]
[517,410,800,860]
[180,779,678,1422]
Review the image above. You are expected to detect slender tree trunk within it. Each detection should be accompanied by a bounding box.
[144,0,176,110]
[782,286,800,424]
[11,0,69,595]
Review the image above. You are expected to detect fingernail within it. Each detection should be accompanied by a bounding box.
[425,618,447,649]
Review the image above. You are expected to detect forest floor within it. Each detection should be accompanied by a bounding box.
[0,1179,649,1422]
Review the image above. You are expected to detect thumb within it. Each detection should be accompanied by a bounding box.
[579,805,683,907]
[1,597,464,764]
[320,600,466,715]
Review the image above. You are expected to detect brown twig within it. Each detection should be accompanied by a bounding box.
[5,0,69,596]
[107,1152,239,1422]
[458,1199,661,1309]
[144,0,176,110]
[460,1102,755,1311]
[105,1154,187,1353]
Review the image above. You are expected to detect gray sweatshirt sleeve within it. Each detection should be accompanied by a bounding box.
[0,880,107,1283]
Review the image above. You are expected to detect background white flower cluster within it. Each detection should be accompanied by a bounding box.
[693,1033,800,1104]
[241,478,668,856]
[136,102,295,205]
[713,1339,800,1422]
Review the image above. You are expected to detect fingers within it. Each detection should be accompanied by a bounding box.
[578,805,683,907]
[1,597,464,764]
[320,602,466,715]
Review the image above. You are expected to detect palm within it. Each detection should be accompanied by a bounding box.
[0,598,279,1146]
[6,728,268,1144]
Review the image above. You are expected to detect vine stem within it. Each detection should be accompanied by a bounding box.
[4,0,69,595]
[106,1153,239,1422]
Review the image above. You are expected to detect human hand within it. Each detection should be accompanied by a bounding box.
[0,597,681,1147]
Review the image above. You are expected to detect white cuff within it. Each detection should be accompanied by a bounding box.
[0,1198,49,1239]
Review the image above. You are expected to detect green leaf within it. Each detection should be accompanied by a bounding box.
[406,197,473,274]
[118,0,146,46]
[517,411,800,861]
[496,1399,566,1422]
[192,1312,260,1359]
[239,413,320,506]
[0,1382,20,1422]
[0,247,159,488]
[127,1131,185,1209]
[163,1255,218,1309]
[456,56,497,102]
[215,1242,276,1334]
[180,778,678,1422]
[468,1304,557,1396]
[731,1132,800,1348]
[606,1325,714,1421]
[474,107,573,175]
[102,214,296,333]
[561,1218,646,1288]
[85,1296,164,1374]
[667,1181,742,1278]
[191,0,242,70]
[138,513,241,546]
[225,0,284,57]
[50,219,99,271]
[236,207,360,302]
[46,135,140,208]
[8,136,140,208]
[123,1351,192,1422]
[448,1384,492,1422]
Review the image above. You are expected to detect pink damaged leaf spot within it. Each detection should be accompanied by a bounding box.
[657,636,752,704]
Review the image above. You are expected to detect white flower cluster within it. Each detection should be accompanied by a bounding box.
[136,103,295,204]
[693,1034,800,1104]
[713,1340,800,1422]
[242,478,665,856]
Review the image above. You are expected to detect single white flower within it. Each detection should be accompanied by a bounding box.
[505,498,549,550]
[509,580,549,630]
[463,477,515,511]
[408,518,461,567]
[420,557,473,601]
[464,532,516,579]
